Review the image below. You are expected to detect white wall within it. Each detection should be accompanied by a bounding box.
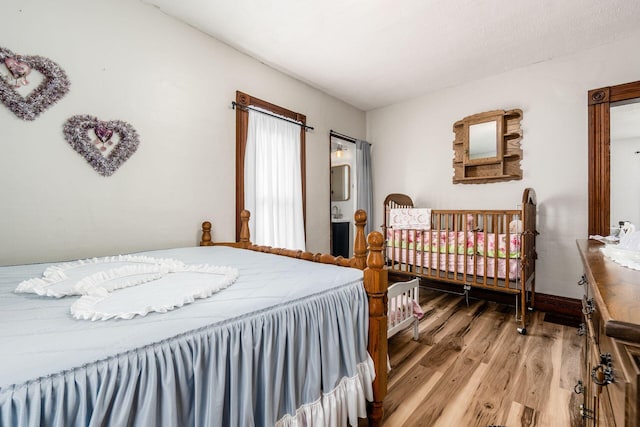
[367,30,640,298]
[0,0,365,265]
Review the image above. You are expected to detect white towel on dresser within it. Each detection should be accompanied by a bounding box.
[389,208,431,230]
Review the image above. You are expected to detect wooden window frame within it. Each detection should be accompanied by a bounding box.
[235,91,307,242]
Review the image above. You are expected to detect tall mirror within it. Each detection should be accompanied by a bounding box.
[610,100,640,230]
[588,80,640,236]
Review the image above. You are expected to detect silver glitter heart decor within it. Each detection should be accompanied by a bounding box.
[63,115,140,177]
[0,46,70,121]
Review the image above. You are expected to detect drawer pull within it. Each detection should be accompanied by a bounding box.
[576,323,586,336]
[579,404,594,420]
[591,353,614,386]
[577,275,587,286]
[582,297,595,316]
[573,380,584,394]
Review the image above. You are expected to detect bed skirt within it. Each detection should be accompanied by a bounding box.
[0,282,372,427]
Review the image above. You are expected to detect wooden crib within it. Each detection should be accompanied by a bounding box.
[383,188,537,334]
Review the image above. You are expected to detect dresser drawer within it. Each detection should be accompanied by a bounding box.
[592,342,623,427]
[600,336,640,427]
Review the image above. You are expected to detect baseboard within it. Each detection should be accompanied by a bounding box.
[534,293,582,318]
[401,276,582,319]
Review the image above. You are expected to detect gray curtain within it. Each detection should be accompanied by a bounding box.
[355,140,373,237]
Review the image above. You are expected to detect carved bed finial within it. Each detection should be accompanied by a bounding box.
[200,221,213,246]
[352,209,367,270]
[366,232,385,271]
[239,210,251,248]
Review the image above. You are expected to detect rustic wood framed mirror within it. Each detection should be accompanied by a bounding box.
[465,112,503,164]
[453,109,522,184]
[588,80,640,236]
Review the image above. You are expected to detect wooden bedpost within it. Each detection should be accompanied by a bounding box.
[239,210,251,249]
[200,221,214,246]
[200,212,251,248]
[364,230,388,427]
[351,209,367,270]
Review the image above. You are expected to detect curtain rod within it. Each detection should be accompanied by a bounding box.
[231,102,314,131]
[330,130,358,144]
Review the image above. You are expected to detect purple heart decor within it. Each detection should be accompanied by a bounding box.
[0,46,70,121]
[93,123,115,152]
[63,115,140,177]
[95,123,114,143]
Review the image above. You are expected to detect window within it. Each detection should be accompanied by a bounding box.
[235,91,307,248]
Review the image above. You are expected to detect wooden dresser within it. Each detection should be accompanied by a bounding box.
[577,240,640,426]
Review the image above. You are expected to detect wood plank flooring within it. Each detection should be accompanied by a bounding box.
[380,288,583,427]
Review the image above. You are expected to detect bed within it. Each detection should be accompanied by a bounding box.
[0,210,389,427]
[383,188,537,334]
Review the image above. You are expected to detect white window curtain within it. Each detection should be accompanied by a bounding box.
[244,108,306,250]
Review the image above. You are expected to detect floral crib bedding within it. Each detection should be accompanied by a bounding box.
[386,229,521,259]
[386,229,521,281]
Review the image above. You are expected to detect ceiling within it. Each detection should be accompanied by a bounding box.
[144,0,640,111]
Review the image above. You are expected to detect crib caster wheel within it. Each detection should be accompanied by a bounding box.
[517,327,527,335]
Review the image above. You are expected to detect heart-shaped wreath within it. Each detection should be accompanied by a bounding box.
[0,46,70,121]
[63,115,140,177]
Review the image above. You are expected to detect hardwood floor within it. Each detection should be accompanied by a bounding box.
[381,288,583,427]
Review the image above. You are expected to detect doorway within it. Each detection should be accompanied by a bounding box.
[330,131,356,257]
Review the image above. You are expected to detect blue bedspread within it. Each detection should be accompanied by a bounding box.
[0,246,370,427]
